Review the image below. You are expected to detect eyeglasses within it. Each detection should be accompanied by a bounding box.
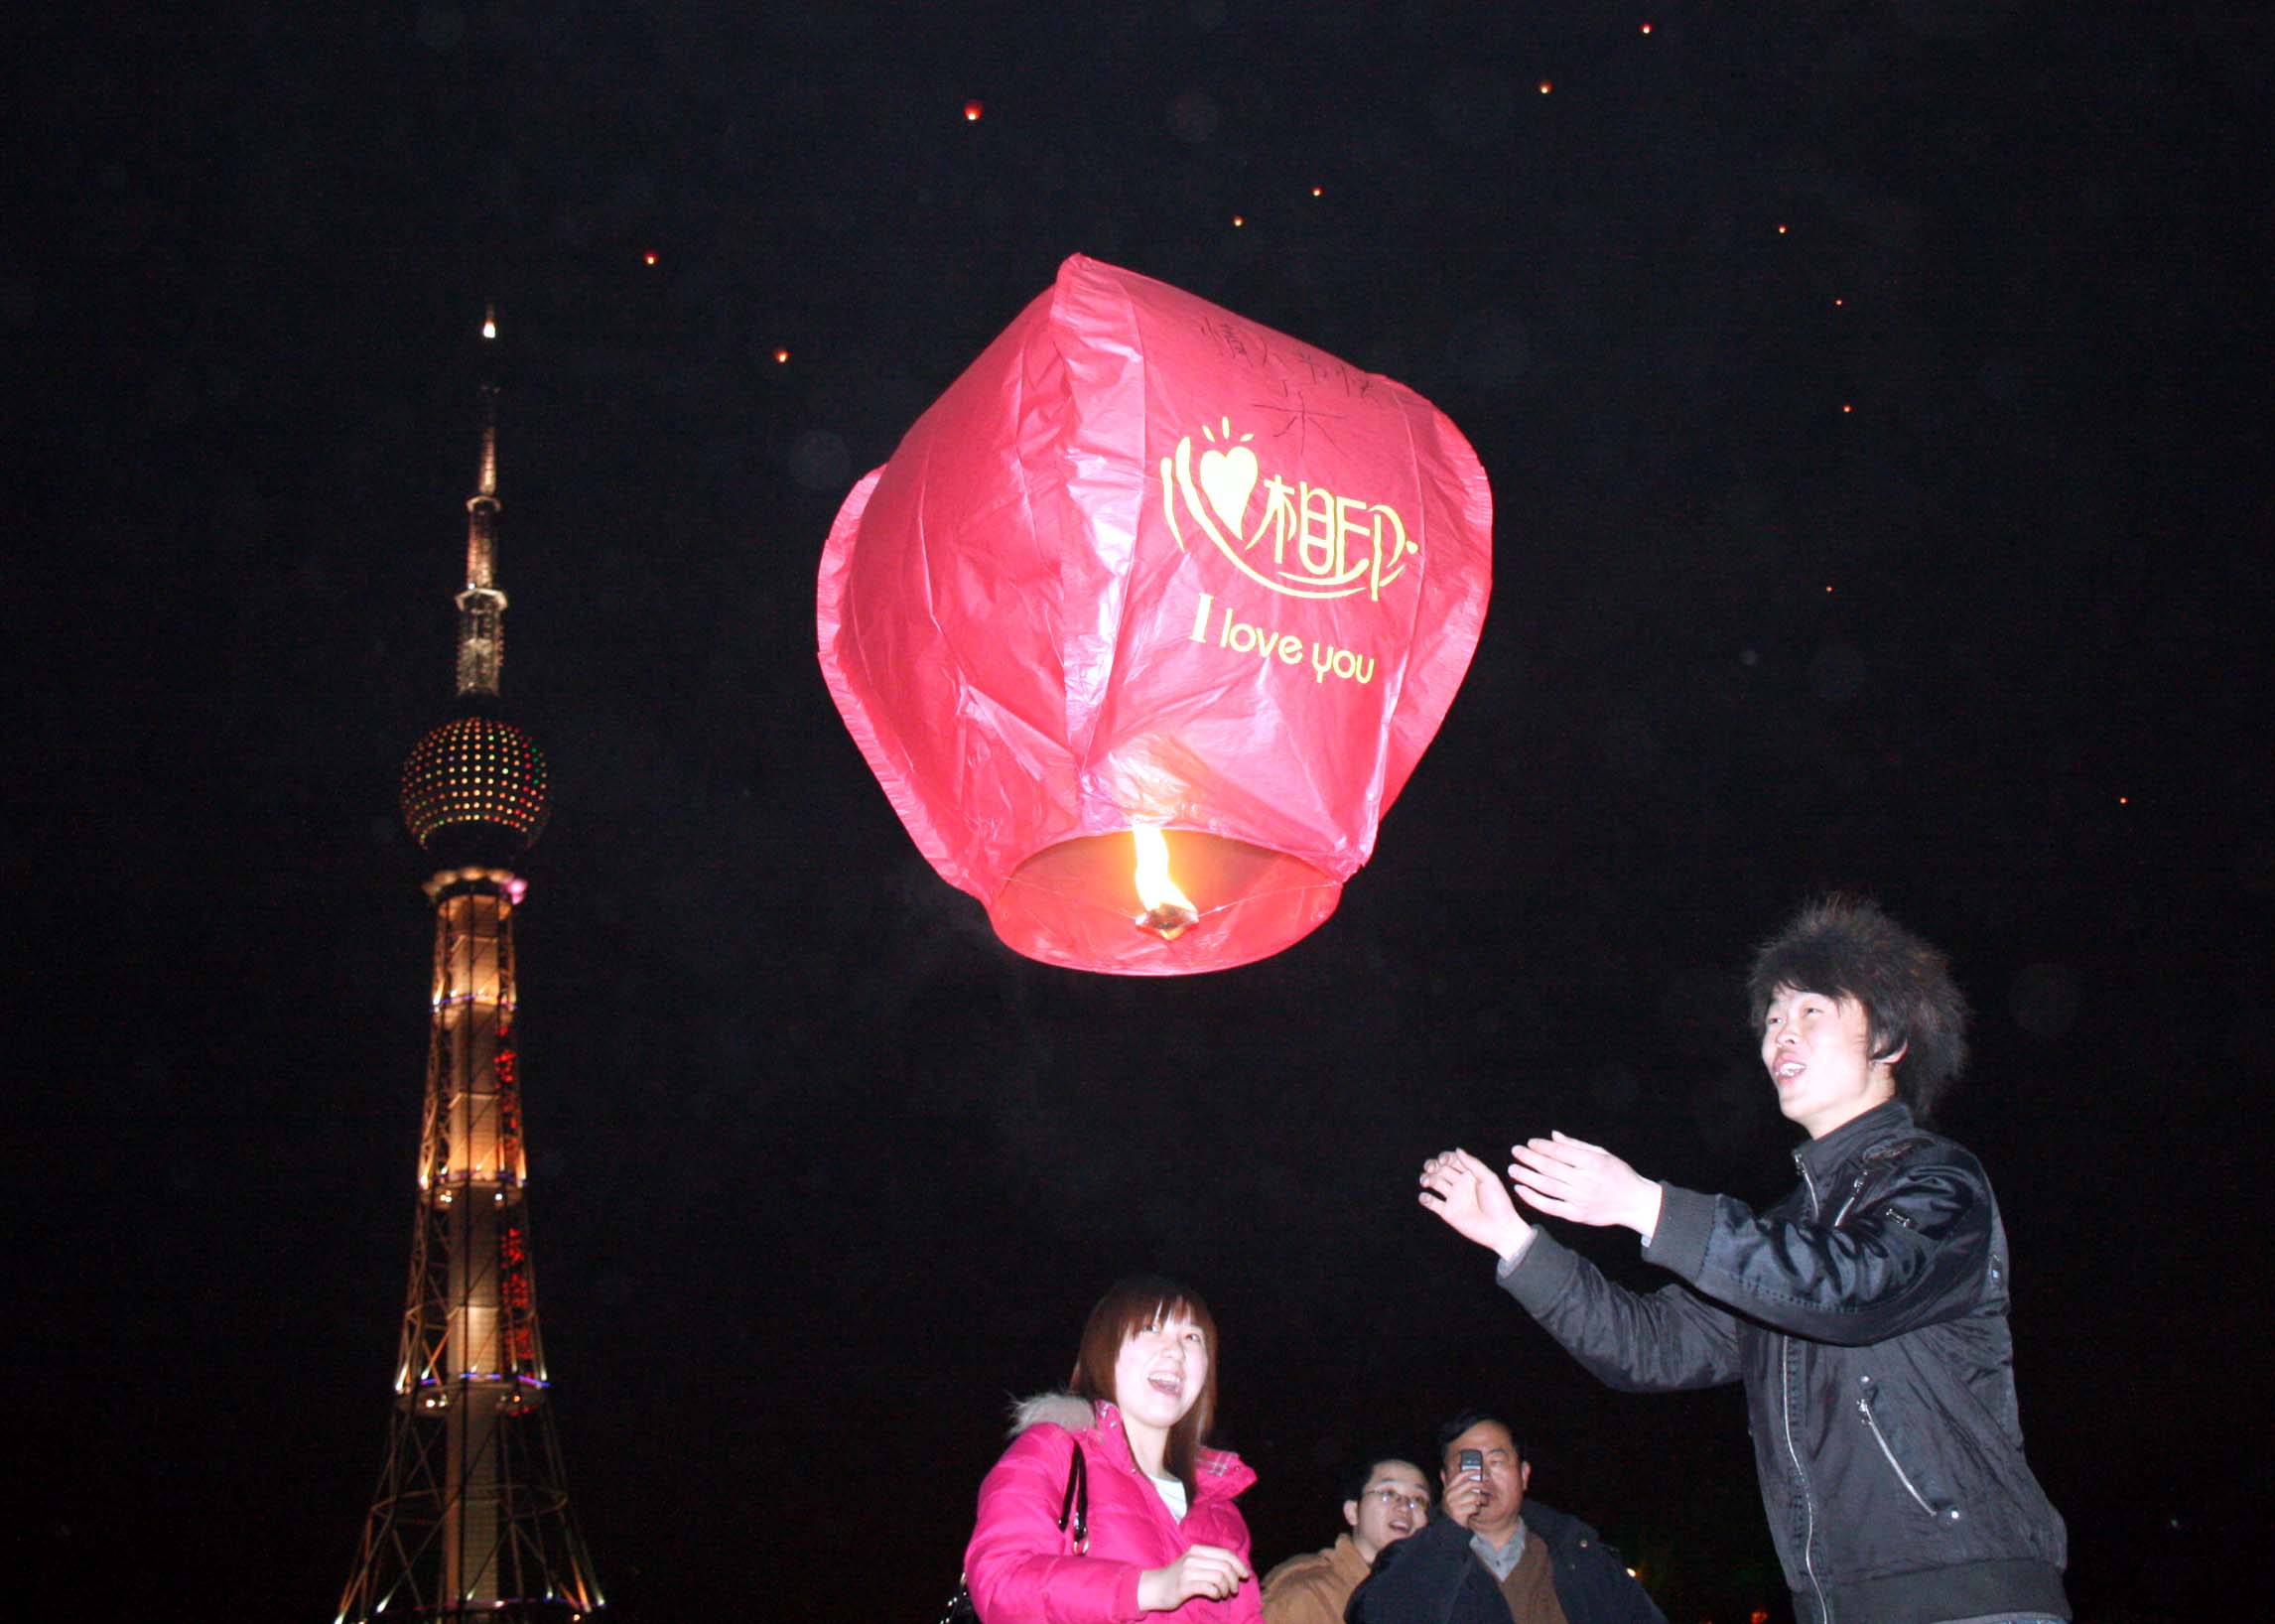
[1364,1487,1431,1514]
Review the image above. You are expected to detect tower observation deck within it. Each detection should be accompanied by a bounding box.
[337,314,602,1623]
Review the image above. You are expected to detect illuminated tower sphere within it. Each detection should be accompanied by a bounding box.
[338,319,603,1623]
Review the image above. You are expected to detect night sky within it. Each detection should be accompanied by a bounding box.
[8,4,2269,1621]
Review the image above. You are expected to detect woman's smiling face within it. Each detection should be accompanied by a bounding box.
[1112,1311,1210,1431]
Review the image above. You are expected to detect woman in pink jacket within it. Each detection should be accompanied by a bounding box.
[965,1276,1263,1623]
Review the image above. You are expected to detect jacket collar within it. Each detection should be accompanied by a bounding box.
[1328,1534,1371,1583]
[1088,1401,1257,1501]
[1793,1099,1916,1186]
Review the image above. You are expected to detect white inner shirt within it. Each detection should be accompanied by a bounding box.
[1147,1472,1189,1521]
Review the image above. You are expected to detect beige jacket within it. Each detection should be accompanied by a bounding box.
[1262,1533,1372,1624]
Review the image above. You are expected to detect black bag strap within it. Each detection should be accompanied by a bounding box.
[944,1439,1091,1623]
[1056,1441,1089,1549]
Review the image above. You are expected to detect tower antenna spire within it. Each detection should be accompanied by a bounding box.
[456,307,507,700]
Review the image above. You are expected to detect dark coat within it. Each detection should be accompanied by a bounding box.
[1343,1500,1666,1624]
[1503,1102,2068,1624]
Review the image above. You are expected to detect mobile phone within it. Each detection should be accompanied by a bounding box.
[1458,1448,1483,1479]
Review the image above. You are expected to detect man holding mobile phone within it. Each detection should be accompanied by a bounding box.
[1345,1410,1666,1624]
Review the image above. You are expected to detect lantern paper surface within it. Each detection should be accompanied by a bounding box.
[817,254,1492,973]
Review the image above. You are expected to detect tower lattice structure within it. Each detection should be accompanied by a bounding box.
[338,326,603,1623]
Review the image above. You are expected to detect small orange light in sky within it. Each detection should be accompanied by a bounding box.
[643,251,658,266]
[1641,22,1654,34]
[1232,214,1246,227]
[1834,297,1845,306]
[1825,585,1835,594]
[1777,223,1789,235]
[772,347,790,364]
[964,99,984,122]
[2118,795,2129,805]
[1842,403,1853,413]
[1311,185,1324,197]
[1539,79,1553,93]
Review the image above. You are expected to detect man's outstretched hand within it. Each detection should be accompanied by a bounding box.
[1419,1149,1535,1262]
[1509,1132,1664,1239]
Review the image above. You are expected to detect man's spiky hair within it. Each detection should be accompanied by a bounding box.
[1747,894,1969,1121]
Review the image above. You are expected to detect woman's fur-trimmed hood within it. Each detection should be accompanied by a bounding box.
[1006,1391,1097,1437]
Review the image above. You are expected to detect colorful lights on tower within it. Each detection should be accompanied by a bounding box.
[401,717,552,849]
[336,310,602,1624]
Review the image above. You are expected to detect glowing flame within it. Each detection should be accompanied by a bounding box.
[481,305,497,340]
[1132,825,1198,940]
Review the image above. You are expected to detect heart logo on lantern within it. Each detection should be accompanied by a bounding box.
[1198,445,1259,539]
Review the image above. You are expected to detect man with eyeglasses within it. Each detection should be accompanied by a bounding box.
[1261,1455,1431,1624]
[1346,1411,1666,1624]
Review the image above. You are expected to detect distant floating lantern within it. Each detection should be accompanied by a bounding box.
[644,250,659,265]
[1538,79,1553,93]
[773,346,791,363]
[817,254,1493,974]
[964,99,984,121]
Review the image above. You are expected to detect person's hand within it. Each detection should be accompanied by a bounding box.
[1418,1149,1533,1260]
[1137,1545,1252,1611]
[1439,1461,1490,1530]
[1509,1132,1663,1238]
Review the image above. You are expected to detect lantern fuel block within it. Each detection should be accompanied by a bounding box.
[817,255,1492,973]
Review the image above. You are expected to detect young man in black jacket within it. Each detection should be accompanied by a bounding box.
[1418,896,2069,1624]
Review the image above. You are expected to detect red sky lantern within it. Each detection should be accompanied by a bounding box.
[817,254,1492,974]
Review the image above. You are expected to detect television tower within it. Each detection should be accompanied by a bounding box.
[337,309,603,1623]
